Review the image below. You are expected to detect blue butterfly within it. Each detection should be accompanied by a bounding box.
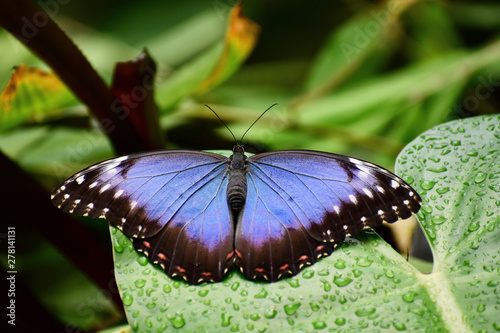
[52,143,421,284]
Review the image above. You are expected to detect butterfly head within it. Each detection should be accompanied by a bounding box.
[232,143,245,155]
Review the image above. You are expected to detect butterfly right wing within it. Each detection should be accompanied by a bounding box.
[51,150,235,284]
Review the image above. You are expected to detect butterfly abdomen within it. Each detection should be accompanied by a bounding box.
[227,151,247,210]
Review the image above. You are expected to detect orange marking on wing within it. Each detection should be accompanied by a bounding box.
[255,268,265,273]
[157,253,167,261]
[298,255,309,261]
[279,264,289,271]
[201,272,212,277]
[176,266,186,273]
[235,249,243,258]
[226,251,235,260]
[316,245,325,251]
[142,241,151,249]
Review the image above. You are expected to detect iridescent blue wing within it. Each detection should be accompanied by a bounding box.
[234,150,421,281]
[51,151,235,284]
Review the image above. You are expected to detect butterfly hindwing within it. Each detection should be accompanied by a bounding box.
[52,150,235,283]
[235,150,421,281]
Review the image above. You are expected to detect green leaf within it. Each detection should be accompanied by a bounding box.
[0,65,80,131]
[111,227,445,332]
[155,3,259,110]
[107,115,500,332]
[396,114,500,332]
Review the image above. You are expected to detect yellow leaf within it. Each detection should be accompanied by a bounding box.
[196,2,260,93]
[0,65,78,131]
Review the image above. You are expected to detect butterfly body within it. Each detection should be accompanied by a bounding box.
[226,145,248,211]
[52,147,421,284]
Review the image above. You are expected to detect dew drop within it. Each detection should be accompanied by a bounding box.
[134,279,146,288]
[113,243,124,253]
[383,268,395,278]
[402,291,416,303]
[284,302,301,315]
[426,166,447,173]
[352,269,362,278]
[355,307,376,317]
[333,275,353,287]
[467,220,480,232]
[320,279,331,292]
[286,279,300,288]
[198,289,209,297]
[393,320,407,331]
[264,308,278,319]
[312,320,327,330]
[249,314,260,321]
[474,172,487,183]
[487,280,499,287]
[335,317,346,326]
[356,257,373,267]
[168,313,185,328]
[334,259,346,269]
[431,215,447,225]
[302,270,314,279]
[477,304,486,312]
[436,187,450,194]
[310,302,320,312]
[221,313,232,327]
[137,256,149,266]
[420,180,437,190]
[231,282,240,291]
[254,289,268,298]
[405,176,415,185]
[163,284,172,293]
[122,293,133,306]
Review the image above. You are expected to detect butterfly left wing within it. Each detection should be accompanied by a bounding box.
[235,150,421,281]
[52,150,235,284]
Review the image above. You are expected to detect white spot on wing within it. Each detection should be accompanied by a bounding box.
[99,207,109,218]
[130,201,137,209]
[362,188,373,198]
[99,184,111,193]
[349,194,357,204]
[114,189,124,198]
[391,180,400,189]
[76,175,85,184]
[89,181,98,189]
[377,209,384,216]
[376,185,385,193]
[334,205,341,214]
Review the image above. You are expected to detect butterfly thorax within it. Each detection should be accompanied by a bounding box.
[227,144,248,211]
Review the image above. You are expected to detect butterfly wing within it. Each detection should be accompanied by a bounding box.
[51,150,235,284]
[235,150,421,281]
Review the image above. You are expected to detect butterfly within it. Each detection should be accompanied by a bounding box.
[51,144,421,285]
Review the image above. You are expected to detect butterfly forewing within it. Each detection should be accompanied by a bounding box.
[234,150,421,281]
[52,150,235,283]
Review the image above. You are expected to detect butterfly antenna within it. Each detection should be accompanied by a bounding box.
[240,103,277,143]
[205,104,238,144]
